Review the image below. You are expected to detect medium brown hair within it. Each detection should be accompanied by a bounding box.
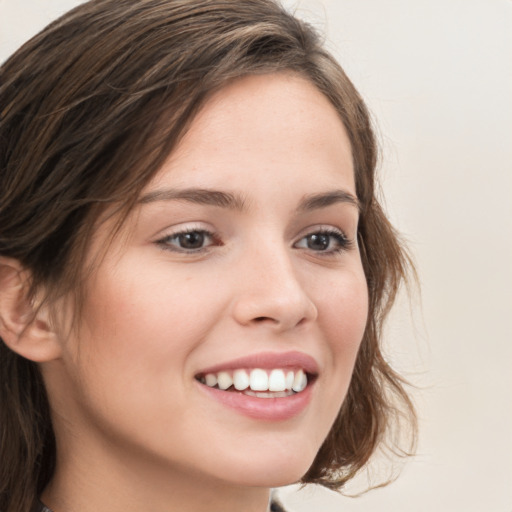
[0,1,416,510]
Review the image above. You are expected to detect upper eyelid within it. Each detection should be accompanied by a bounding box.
[153,222,213,239]
[294,230,351,245]
[152,219,354,241]
[294,224,350,240]
[155,225,349,239]
[154,224,351,239]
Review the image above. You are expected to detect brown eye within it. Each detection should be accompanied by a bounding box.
[294,229,351,254]
[305,233,330,251]
[178,231,206,249]
[157,229,217,252]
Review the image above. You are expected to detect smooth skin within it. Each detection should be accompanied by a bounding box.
[3,73,369,512]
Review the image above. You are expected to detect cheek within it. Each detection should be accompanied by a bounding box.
[290,265,368,454]
[320,267,368,351]
[81,264,218,373]
[59,259,227,447]
[315,266,368,396]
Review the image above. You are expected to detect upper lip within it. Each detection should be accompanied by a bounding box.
[196,351,319,376]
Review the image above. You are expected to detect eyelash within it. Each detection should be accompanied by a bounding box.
[294,228,353,254]
[155,227,353,255]
[155,228,220,253]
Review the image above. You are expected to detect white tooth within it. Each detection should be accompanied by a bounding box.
[217,371,233,390]
[233,369,249,390]
[292,369,307,392]
[249,368,269,391]
[268,369,286,392]
[205,373,217,387]
[285,371,294,390]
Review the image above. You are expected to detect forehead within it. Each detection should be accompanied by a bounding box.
[148,72,355,195]
[88,73,358,268]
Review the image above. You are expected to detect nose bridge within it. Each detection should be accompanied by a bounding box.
[231,233,317,330]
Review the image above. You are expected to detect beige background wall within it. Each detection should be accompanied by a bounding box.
[1,1,510,510]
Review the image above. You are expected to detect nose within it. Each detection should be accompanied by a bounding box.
[231,244,318,332]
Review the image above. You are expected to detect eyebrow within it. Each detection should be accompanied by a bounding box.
[297,190,360,212]
[138,187,359,212]
[139,187,247,211]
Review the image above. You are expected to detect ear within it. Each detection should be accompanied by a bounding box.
[0,257,62,362]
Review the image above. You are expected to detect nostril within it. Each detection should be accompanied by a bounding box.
[296,317,309,327]
[253,316,277,323]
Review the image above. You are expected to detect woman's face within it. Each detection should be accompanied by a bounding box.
[45,73,368,489]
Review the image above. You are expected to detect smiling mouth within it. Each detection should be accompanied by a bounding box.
[195,368,315,398]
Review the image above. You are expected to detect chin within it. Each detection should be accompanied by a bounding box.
[213,442,318,488]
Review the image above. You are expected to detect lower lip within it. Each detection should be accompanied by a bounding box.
[197,382,314,421]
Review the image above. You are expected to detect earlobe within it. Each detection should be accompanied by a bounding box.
[0,257,62,362]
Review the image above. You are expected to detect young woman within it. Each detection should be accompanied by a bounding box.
[0,1,416,511]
